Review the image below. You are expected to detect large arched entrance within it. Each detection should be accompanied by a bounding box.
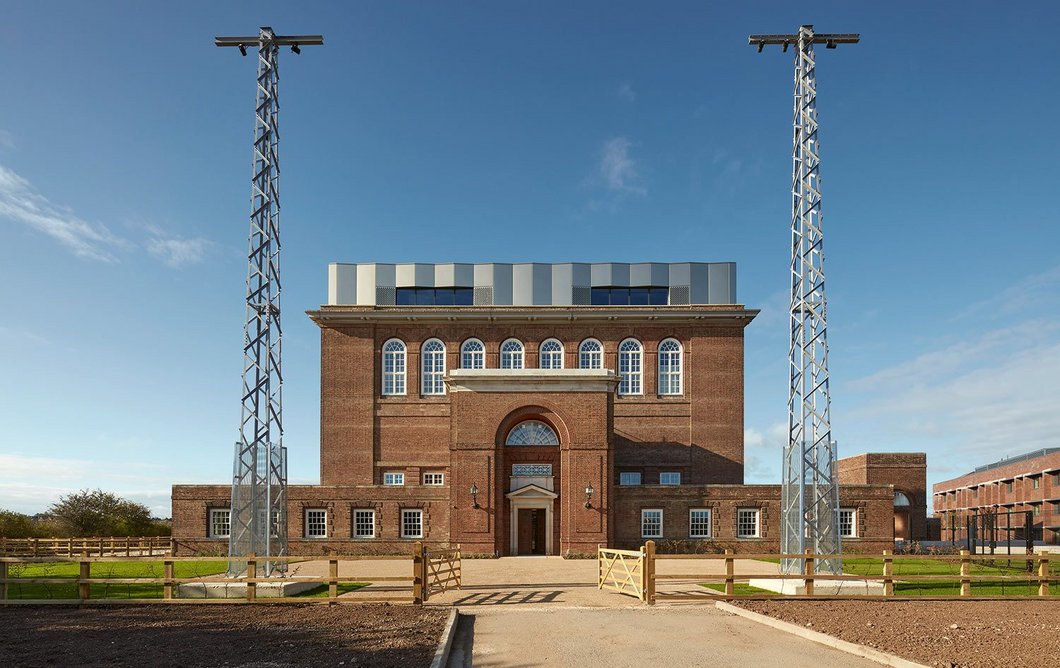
[502,418,560,556]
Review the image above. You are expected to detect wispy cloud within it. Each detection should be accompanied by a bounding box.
[744,422,787,483]
[599,137,646,195]
[0,164,127,262]
[145,232,211,268]
[618,81,636,102]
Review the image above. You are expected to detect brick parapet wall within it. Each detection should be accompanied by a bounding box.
[838,452,928,541]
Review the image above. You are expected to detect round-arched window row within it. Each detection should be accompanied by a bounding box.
[379,337,684,397]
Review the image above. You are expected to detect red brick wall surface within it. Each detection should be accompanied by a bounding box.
[838,452,928,541]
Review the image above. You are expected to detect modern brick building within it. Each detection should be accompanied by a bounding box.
[933,448,1060,545]
[172,262,925,556]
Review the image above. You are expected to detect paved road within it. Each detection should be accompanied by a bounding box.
[446,606,881,667]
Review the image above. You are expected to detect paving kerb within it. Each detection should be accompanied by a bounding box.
[430,608,460,668]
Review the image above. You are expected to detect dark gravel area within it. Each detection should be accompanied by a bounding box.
[735,600,1060,668]
[0,604,449,668]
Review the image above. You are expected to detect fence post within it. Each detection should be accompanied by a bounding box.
[33,538,39,558]
[882,550,894,596]
[1038,555,1050,597]
[597,545,603,589]
[163,560,174,600]
[67,538,74,558]
[79,559,91,601]
[959,549,971,597]
[643,540,656,605]
[456,544,462,588]
[329,558,338,600]
[0,561,8,600]
[724,549,735,596]
[412,541,425,605]
[803,549,815,596]
[246,555,257,602]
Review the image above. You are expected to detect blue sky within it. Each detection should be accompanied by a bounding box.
[1,1,1058,517]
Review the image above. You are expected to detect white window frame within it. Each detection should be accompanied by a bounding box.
[382,338,407,396]
[578,338,603,369]
[737,508,760,538]
[660,472,681,486]
[689,508,712,538]
[618,338,643,395]
[401,508,424,539]
[657,338,683,395]
[641,509,663,538]
[500,338,525,369]
[209,508,230,538]
[839,508,857,538]
[422,472,445,486]
[539,338,564,369]
[619,471,642,486]
[353,509,376,539]
[421,338,446,395]
[460,338,485,369]
[305,508,327,538]
[383,471,405,486]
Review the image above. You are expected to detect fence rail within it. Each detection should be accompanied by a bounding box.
[412,543,462,603]
[600,543,1058,604]
[0,537,172,558]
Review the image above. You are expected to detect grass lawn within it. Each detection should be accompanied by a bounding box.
[4,561,229,600]
[753,557,1053,597]
[701,582,777,596]
[293,583,369,597]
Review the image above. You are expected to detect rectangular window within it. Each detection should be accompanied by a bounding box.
[422,472,444,486]
[1006,481,1013,493]
[737,508,760,538]
[1033,504,1042,516]
[401,509,424,538]
[641,509,663,538]
[209,508,230,538]
[305,508,327,538]
[1033,477,1041,489]
[1052,472,1060,486]
[839,508,857,538]
[384,472,405,486]
[689,509,712,538]
[619,471,642,486]
[513,464,552,476]
[660,472,681,486]
[353,509,375,538]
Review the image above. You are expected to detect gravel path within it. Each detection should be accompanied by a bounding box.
[0,604,448,668]
[736,600,1060,668]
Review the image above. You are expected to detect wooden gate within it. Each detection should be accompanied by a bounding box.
[598,542,655,603]
[413,543,461,603]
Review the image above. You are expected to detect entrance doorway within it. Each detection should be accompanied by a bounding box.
[517,509,547,555]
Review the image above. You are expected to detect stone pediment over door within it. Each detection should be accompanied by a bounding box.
[505,484,558,500]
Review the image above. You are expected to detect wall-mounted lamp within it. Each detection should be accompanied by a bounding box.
[470,483,479,509]
[584,483,595,509]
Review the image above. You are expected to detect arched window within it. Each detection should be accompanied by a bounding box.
[658,338,683,395]
[461,338,485,369]
[421,339,446,395]
[505,420,560,446]
[894,492,911,508]
[539,338,564,369]
[500,338,524,369]
[579,338,602,369]
[382,339,406,396]
[618,338,643,395]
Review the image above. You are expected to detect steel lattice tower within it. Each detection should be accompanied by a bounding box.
[750,26,858,575]
[216,27,323,576]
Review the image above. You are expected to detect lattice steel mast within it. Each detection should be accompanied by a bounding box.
[216,27,323,576]
[749,26,858,575]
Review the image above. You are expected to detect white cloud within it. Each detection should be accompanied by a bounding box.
[0,164,127,262]
[599,137,646,195]
[744,422,787,483]
[618,81,636,102]
[146,234,211,268]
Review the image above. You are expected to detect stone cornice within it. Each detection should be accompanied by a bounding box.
[306,305,759,327]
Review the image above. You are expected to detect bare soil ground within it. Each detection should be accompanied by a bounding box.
[0,604,448,668]
[735,600,1060,668]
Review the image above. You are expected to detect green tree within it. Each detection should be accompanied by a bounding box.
[0,509,39,538]
[48,489,155,537]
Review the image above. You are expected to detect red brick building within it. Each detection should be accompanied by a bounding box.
[933,448,1060,545]
[172,262,925,556]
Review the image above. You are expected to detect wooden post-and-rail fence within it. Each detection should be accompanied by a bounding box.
[596,543,1057,604]
[0,537,172,558]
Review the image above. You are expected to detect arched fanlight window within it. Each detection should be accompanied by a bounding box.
[382,339,407,396]
[505,420,560,446]
[421,339,446,395]
[658,338,683,395]
[894,491,911,508]
[618,338,643,395]
[461,338,485,369]
[500,338,525,369]
[539,338,564,369]
[579,338,602,369]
